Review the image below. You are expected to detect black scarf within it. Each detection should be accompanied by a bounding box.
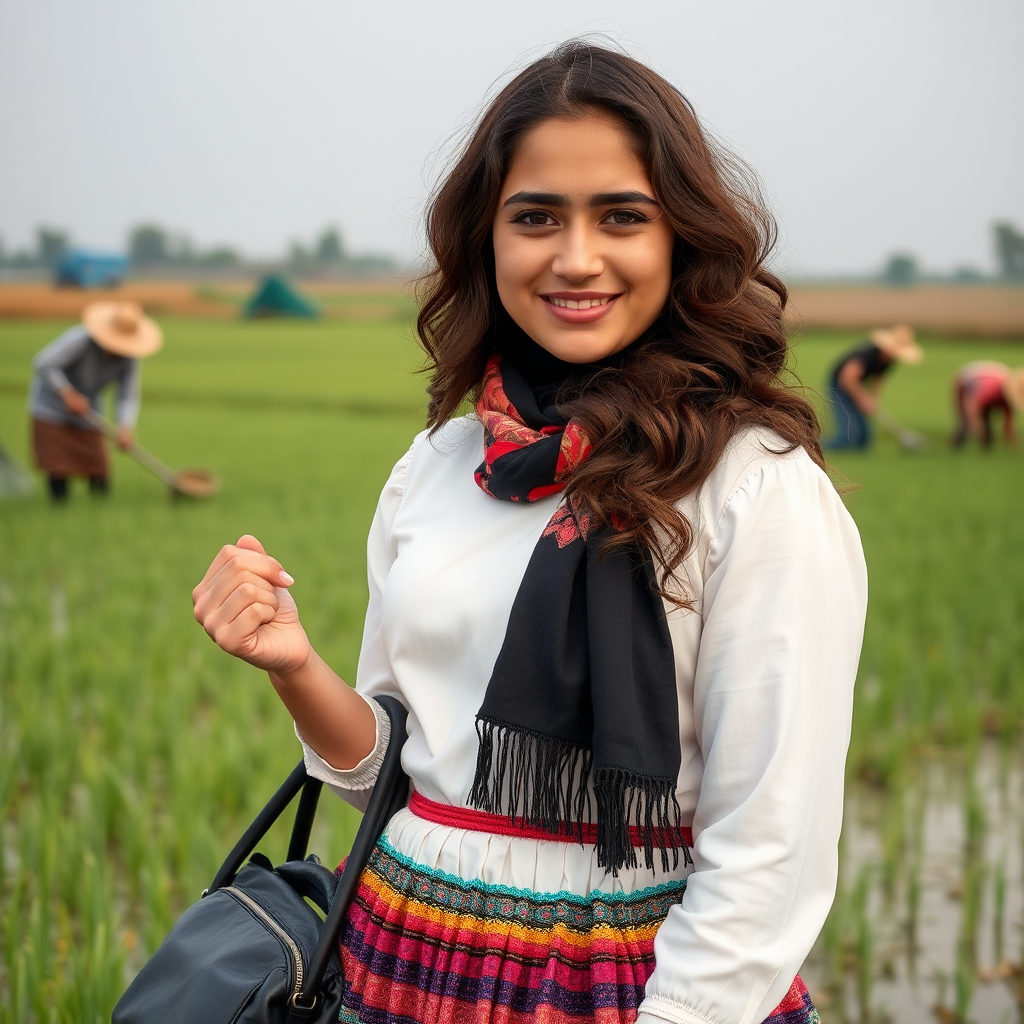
[468,350,683,874]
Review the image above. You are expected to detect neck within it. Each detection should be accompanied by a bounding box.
[495,319,637,415]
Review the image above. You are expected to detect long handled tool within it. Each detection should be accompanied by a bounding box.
[82,408,220,498]
[875,408,928,452]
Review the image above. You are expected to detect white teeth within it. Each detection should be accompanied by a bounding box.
[548,296,610,309]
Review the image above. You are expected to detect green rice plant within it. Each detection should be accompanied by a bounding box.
[993,851,1007,967]
[956,861,986,1022]
[903,783,927,985]
[852,865,875,1023]
[820,869,851,1007]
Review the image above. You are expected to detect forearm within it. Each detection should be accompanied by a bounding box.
[269,649,377,769]
[115,360,141,427]
[965,401,983,436]
[850,381,877,414]
[45,367,72,393]
[837,362,874,414]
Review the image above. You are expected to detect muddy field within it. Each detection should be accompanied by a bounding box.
[0,280,410,321]
[1,280,1022,337]
[785,284,1024,338]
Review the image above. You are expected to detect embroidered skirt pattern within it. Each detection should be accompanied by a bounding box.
[337,838,819,1024]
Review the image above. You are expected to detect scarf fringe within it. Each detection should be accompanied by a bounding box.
[594,767,689,875]
[470,718,690,875]
[470,718,593,843]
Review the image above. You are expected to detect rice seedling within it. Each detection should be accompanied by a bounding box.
[994,852,1007,973]
[853,866,876,1023]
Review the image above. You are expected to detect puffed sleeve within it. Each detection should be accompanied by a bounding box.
[295,435,422,807]
[639,455,867,1024]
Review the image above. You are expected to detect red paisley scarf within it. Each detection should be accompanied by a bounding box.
[469,354,685,875]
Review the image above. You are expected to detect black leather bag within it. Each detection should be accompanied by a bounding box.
[113,696,408,1024]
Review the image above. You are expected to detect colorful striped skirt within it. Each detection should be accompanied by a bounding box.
[337,799,819,1024]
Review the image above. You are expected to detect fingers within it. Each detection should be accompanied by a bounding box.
[196,577,281,651]
[194,541,293,595]
[236,534,265,555]
[235,536,293,584]
[194,566,276,618]
[192,538,299,661]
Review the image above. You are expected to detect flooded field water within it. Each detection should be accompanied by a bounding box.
[804,744,1024,1023]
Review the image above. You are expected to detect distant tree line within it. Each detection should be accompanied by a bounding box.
[280,227,397,276]
[0,227,72,270]
[0,224,400,276]
[994,222,1024,280]
[879,222,1024,286]
[127,225,242,269]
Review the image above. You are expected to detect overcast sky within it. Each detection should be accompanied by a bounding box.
[1,0,1021,276]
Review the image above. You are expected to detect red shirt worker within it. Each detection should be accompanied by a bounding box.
[952,361,1024,448]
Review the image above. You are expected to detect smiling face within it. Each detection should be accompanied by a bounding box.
[491,111,675,364]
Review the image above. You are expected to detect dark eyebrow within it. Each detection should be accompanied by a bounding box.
[589,191,660,206]
[501,189,660,208]
[502,191,569,207]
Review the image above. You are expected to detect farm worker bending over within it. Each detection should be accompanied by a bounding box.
[823,324,923,450]
[952,361,1024,448]
[28,301,163,501]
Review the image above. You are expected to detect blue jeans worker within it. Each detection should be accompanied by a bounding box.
[823,325,923,450]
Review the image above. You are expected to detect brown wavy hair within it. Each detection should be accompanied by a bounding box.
[416,40,824,603]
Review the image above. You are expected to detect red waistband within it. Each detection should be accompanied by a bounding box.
[408,791,693,849]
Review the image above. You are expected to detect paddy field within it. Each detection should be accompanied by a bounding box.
[1,299,1022,1022]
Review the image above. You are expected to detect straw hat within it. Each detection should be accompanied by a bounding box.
[83,301,163,358]
[870,324,923,364]
[1003,368,1024,410]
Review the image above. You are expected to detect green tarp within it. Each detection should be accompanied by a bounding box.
[242,275,320,319]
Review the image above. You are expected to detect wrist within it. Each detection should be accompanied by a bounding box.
[267,641,317,693]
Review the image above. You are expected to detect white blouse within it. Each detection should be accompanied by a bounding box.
[298,416,867,1024]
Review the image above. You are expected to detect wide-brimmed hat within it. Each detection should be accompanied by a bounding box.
[83,301,163,358]
[1003,368,1024,410]
[870,324,923,364]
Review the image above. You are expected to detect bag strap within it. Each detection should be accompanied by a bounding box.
[287,772,324,863]
[207,764,321,894]
[205,695,407,898]
[290,694,408,1015]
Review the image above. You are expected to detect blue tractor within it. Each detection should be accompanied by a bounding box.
[55,248,128,288]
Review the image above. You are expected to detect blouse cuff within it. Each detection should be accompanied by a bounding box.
[637,998,721,1024]
[293,693,391,791]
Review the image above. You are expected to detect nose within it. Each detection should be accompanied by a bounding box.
[550,222,603,282]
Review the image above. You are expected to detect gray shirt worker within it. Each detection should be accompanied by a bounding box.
[29,324,141,428]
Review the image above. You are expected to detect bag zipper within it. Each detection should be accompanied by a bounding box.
[223,885,305,1000]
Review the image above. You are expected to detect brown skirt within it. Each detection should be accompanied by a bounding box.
[31,418,109,478]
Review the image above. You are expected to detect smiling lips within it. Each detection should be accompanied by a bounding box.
[542,292,620,323]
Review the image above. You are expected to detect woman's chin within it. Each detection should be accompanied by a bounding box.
[524,327,634,365]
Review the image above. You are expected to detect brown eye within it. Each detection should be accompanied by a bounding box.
[512,210,557,227]
[604,209,650,226]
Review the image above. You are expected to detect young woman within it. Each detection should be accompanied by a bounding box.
[193,42,866,1024]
